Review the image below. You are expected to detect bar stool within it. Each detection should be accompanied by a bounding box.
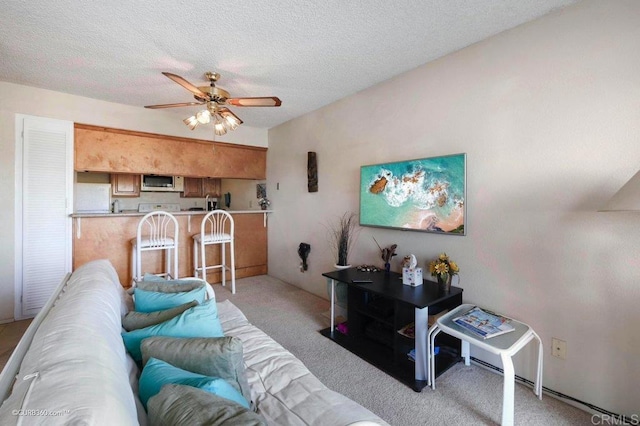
[193,210,235,294]
[130,211,179,286]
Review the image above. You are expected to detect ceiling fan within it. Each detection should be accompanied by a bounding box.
[145,71,281,135]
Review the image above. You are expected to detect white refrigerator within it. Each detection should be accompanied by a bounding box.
[74,183,111,213]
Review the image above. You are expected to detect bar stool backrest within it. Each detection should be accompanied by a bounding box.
[201,210,234,242]
[137,211,179,248]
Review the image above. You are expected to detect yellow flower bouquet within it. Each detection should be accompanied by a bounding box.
[429,253,459,293]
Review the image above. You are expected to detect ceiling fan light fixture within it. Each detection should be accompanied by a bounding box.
[183,115,199,130]
[213,120,228,136]
[196,109,211,124]
[220,112,241,131]
[219,108,243,130]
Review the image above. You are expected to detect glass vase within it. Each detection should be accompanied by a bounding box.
[437,274,452,294]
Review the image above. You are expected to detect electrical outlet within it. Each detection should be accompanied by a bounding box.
[551,338,567,359]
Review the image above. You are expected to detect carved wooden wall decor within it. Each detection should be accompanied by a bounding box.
[308,151,318,192]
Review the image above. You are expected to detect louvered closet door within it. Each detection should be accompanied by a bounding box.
[18,116,73,318]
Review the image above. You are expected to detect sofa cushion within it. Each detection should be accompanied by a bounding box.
[137,277,206,293]
[148,384,266,426]
[216,300,390,426]
[122,301,199,331]
[141,336,251,405]
[122,299,223,362]
[133,286,206,313]
[138,358,249,409]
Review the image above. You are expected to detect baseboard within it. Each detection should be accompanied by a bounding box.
[469,357,634,424]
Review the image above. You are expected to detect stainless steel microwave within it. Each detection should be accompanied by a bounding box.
[140,175,185,192]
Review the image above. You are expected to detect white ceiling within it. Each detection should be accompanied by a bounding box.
[0,0,578,129]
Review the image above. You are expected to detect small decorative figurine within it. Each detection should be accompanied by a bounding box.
[373,237,397,273]
[357,265,381,273]
[298,243,311,272]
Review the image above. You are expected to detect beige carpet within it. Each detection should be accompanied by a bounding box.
[213,275,593,425]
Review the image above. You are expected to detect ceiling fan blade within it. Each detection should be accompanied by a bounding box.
[162,72,209,99]
[226,97,282,107]
[144,102,204,109]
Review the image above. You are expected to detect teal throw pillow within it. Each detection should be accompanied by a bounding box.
[134,286,206,313]
[139,358,249,409]
[140,336,251,405]
[148,384,266,426]
[122,299,223,362]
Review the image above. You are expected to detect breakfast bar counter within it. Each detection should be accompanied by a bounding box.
[71,209,272,218]
[71,210,270,287]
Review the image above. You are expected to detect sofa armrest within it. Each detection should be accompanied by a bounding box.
[0,273,71,403]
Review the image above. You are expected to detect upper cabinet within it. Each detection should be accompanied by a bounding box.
[181,177,221,198]
[74,124,266,179]
[111,173,140,197]
[202,178,221,197]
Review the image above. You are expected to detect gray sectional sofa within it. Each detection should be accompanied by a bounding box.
[0,260,387,425]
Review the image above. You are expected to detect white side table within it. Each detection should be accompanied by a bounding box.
[428,304,543,426]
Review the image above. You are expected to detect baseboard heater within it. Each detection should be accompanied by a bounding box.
[469,357,631,424]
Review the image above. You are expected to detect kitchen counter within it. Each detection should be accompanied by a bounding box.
[71,211,270,287]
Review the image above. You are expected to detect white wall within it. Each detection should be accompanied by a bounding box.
[267,0,640,417]
[0,83,267,322]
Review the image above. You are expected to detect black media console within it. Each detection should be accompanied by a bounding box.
[321,267,463,392]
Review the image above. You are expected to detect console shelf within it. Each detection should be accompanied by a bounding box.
[321,268,463,392]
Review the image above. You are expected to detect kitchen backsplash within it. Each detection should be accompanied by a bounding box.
[76,172,265,212]
[113,191,214,211]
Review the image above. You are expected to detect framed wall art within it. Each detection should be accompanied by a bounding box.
[359,153,466,235]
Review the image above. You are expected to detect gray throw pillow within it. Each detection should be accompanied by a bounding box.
[141,336,251,406]
[137,279,205,293]
[148,384,266,426]
[122,301,199,331]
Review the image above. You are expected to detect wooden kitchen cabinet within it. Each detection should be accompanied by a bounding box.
[182,177,204,198]
[202,178,221,197]
[181,178,222,198]
[111,173,140,197]
[75,124,266,179]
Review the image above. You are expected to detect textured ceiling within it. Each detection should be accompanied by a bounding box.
[0,0,578,129]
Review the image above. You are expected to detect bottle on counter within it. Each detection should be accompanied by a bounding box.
[112,199,120,213]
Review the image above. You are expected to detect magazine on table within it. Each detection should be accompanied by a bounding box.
[453,306,515,339]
